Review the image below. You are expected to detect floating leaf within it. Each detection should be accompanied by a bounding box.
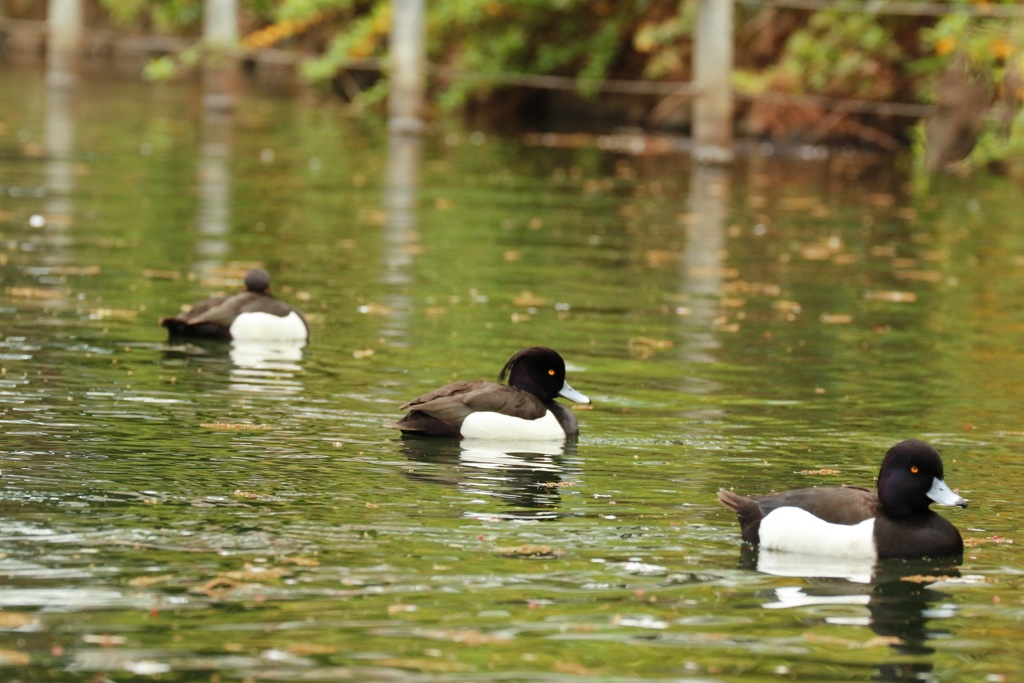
[0,612,38,629]
[8,287,64,299]
[864,290,917,303]
[495,544,560,559]
[127,574,174,588]
[513,291,547,307]
[964,535,1013,548]
[200,423,271,430]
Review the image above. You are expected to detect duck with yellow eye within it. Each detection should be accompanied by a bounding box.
[719,439,969,560]
[389,346,590,440]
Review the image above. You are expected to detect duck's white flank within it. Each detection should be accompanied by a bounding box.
[229,311,307,342]
[759,506,877,559]
[460,409,565,440]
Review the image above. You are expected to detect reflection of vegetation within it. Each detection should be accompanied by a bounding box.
[74,2,1024,168]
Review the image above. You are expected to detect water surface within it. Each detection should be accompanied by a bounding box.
[1,67,1022,681]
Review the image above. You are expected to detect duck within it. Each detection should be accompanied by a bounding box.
[718,439,968,560]
[160,268,309,342]
[389,346,590,439]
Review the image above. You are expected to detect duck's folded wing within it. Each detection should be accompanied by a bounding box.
[162,294,230,324]
[401,382,547,422]
[185,292,264,327]
[752,485,878,525]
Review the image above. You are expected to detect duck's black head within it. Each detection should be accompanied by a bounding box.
[877,439,968,518]
[244,268,272,295]
[499,346,589,405]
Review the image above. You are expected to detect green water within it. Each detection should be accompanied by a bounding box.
[1,67,1022,682]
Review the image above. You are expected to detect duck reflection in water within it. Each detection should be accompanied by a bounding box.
[742,547,967,680]
[400,437,580,520]
[161,338,306,395]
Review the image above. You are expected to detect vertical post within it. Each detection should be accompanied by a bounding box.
[693,0,734,164]
[203,0,239,110]
[389,0,426,134]
[46,0,83,88]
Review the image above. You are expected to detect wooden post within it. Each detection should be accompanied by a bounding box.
[202,0,239,110]
[388,0,426,133]
[693,0,734,163]
[46,0,83,88]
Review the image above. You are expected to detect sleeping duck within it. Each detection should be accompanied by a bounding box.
[160,268,309,342]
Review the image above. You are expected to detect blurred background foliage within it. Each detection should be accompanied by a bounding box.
[9,0,1023,171]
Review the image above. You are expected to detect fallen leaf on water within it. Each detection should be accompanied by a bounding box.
[895,269,943,283]
[724,280,781,297]
[964,535,1013,548]
[352,348,375,359]
[798,468,841,476]
[287,643,337,656]
[0,649,30,665]
[495,544,560,559]
[232,490,261,499]
[780,196,822,212]
[8,287,64,299]
[189,577,240,597]
[387,604,417,615]
[628,336,673,359]
[774,300,801,314]
[374,658,472,673]
[47,265,102,276]
[554,661,598,676]
[83,634,127,646]
[513,291,547,307]
[803,631,898,649]
[645,249,682,267]
[866,192,896,208]
[143,269,181,280]
[127,574,174,588]
[90,308,138,320]
[900,574,960,584]
[357,302,393,316]
[820,313,853,324]
[415,628,512,646]
[222,565,288,581]
[0,612,38,629]
[200,423,271,431]
[864,290,917,303]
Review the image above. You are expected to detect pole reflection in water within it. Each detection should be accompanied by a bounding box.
[379,131,422,344]
[682,163,727,364]
[680,163,728,410]
[400,438,581,520]
[750,548,971,680]
[195,105,233,273]
[43,85,76,255]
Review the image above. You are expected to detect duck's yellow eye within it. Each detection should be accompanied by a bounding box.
[910,466,919,474]
[548,369,556,376]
